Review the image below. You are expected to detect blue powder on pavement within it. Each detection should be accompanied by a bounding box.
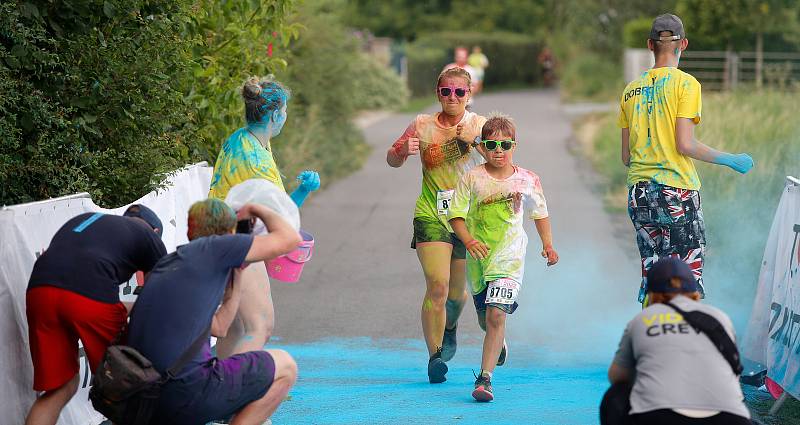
[270,338,609,424]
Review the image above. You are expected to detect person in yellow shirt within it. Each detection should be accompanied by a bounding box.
[468,46,489,93]
[208,77,320,359]
[619,14,754,305]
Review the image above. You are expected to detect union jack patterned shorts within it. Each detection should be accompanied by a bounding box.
[628,181,706,302]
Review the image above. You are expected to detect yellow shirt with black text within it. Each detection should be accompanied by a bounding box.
[618,67,702,190]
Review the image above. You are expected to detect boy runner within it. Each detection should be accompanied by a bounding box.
[618,14,754,305]
[449,114,559,402]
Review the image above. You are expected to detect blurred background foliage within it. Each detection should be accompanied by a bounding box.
[1,0,798,207]
[0,0,405,206]
[405,31,540,97]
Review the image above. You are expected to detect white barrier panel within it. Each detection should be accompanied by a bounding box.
[0,162,213,424]
[743,177,800,397]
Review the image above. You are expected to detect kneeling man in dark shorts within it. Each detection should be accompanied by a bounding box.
[127,198,301,425]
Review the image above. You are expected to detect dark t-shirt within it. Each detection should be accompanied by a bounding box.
[127,234,253,374]
[27,212,167,303]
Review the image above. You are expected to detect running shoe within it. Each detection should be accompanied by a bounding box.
[428,348,448,384]
[472,373,494,402]
[441,324,457,362]
[497,339,507,366]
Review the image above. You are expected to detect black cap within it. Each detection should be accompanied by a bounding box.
[647,257,698,293]
[650,14,685,41]
[123,204,163,236]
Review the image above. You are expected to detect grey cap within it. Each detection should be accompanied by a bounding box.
[650,14,685,41]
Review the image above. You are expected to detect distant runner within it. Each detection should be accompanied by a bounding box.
[449,114,558,402]
[618,14,754,305]
[468,46,489,93]
[537,47,555,87]
[443,46,480,97]
[387,67,486,383]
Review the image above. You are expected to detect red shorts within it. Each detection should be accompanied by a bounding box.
[26,286,127,391]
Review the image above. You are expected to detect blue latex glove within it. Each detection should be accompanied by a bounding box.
[289,170,321,207]
[717,153,754,174]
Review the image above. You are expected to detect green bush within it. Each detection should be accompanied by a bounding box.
[623,18,654,49]
[406,44,449,98]
[1,0,400,206]
[560,52,623,101]
[182,0,300,163]
[267,0,408,189]
[0,0,198,206]
[405,31,541,97]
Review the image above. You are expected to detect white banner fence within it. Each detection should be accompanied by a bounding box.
[0,162,213,424]
[743,176,800,399]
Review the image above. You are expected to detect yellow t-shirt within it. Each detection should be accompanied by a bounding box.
[208,128,285,200]
[618,67,702,190]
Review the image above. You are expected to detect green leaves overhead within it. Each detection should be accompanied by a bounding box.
[0,1,200,205]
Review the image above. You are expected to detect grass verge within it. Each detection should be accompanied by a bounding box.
[396,95,437,114]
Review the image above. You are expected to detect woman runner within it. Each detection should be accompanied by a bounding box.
[387,67,487,383]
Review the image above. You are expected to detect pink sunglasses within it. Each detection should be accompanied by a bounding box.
[438,86,469,98]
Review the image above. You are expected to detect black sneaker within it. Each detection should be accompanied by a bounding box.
[472,373,494,402]
[441,324,457,362]
[428,348,448,384]
[496,339,507,366]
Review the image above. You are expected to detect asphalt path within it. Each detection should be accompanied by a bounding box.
[272,88,640,343]
[269,89,643,424]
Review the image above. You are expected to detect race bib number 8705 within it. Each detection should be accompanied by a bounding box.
[485,278,520,305]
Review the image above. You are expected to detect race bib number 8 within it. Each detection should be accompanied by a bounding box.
[437,190,454,215]
[485,278,521,305]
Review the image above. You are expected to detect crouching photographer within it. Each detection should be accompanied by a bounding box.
[91,199,301,425]
[600,257,752,425]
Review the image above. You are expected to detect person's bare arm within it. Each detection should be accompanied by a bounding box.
[211,269,243,337]
[534,217,558,266]
[608,362,633,384]
[238,204,302,263]
[449,217,489,259]
[387,123,420,168]
[676,118,754,173]
[621,128,630,167]
[387,138,419,168]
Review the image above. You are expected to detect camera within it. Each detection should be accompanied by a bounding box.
[236,219,253,234]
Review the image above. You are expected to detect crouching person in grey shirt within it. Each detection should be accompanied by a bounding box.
[600,257,751,425]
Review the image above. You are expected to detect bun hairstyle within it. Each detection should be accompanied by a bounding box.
[436,67,472,89]
[242,76,291,124]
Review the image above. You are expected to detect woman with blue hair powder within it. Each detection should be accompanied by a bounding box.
[209,77,320,359]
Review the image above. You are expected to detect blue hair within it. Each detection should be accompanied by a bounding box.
[242,78,291,124]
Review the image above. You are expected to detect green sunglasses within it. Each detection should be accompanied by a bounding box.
[481,139,516,151]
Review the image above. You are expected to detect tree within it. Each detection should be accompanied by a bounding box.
[1,0,197,205]
[677,0,800,87]
[182,0,301,161]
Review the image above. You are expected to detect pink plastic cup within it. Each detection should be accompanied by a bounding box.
[266,230,314,283]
